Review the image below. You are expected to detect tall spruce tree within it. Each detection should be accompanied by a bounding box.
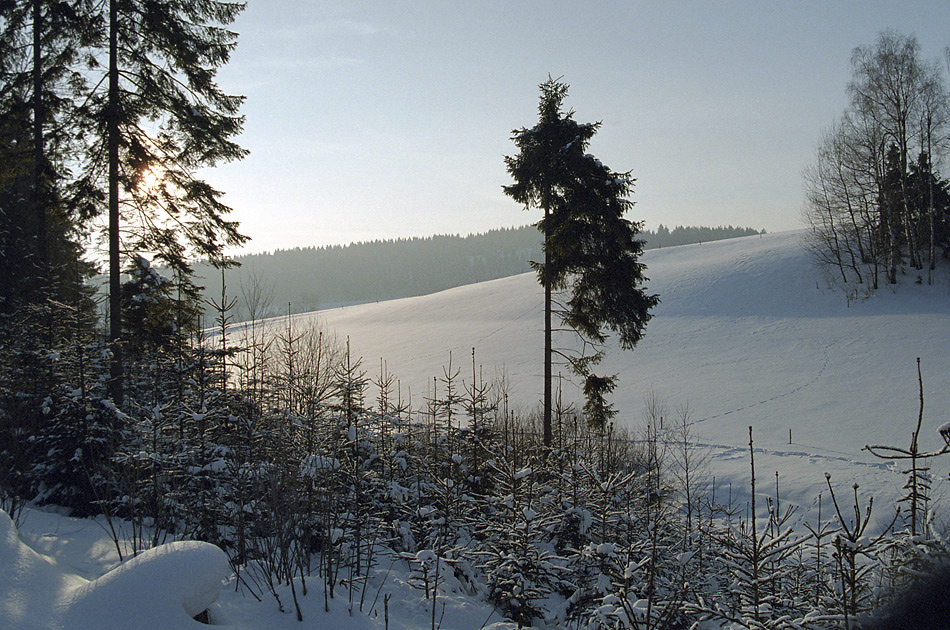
[75,0,248,404]
[504,78,658,444]
[0,3,105,510]
[0,1,96,310]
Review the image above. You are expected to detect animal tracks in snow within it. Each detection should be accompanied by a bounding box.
[690,335,834,427]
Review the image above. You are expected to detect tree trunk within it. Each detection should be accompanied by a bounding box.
[884,178,900,285]
[887,211,899,284]
[898,153,919,272]
[32,0,46,273]
[108,0,123,405]
[543,207,552,448]
[927,134,935,283]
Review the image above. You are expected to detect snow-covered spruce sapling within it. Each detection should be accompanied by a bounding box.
[631,414,691,630]
[484,446,577,626]
[437,352,463,441]
[864,359,948,537]
[402,548,440,601]
[568,468,643,627]
[802,492,840,612]
[373,360,418,546]
[373,358,398,484]
[332,342,379,609]
[695,427,805,628]
[588,409,690,629]
[463,348,495,493]
[207,266,239,392]
[26,322,117,517]
[823,474,895,630]
[881,508,950,588]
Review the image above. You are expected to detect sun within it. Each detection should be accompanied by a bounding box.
[136,165,165,196]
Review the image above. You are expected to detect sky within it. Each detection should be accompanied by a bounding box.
[207,1,950,255]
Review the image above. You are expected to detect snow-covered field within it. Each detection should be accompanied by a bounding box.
[5,230,950,629]
[308,230,950,525]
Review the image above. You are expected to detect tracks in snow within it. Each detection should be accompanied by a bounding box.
[690,334,834,427]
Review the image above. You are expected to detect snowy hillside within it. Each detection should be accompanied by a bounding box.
[296,230,950,523]
[7,230,950,630]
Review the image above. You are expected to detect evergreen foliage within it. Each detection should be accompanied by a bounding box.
[503,77,659,438]
[0,300,947,628]
[77,0,249,270]
[4,8,943,628]
[0,0,248,405]
[0,1,97,314]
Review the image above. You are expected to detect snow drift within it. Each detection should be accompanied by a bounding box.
[0,509,229,630]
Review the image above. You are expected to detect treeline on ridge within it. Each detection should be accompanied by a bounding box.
[196,224,764,322]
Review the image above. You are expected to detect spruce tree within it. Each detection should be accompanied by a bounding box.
[0,0,96,311]
[75,0,248,404]
[504,78,658,443]
[0,2,102,508]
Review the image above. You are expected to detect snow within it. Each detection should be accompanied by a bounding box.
[0,509,229,630]
[291,231,950,530]
[7,230,950,629]
[0,509,82,630]
[4,506,520,630]
[64,542,229,629]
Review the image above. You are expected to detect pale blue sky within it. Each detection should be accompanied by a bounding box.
[210,1,950,254]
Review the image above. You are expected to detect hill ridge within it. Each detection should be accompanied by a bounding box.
[197,224,763,322]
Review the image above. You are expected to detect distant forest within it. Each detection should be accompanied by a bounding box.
[195,224,764,322]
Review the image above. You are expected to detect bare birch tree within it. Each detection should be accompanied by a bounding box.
[804,31,950,288]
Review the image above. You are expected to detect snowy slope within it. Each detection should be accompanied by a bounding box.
[293,231,950,524]
[8,231,950,630]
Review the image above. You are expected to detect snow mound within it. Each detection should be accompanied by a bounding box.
[0,509,83,630]
[0,509,229,630]
[64,541,229,630]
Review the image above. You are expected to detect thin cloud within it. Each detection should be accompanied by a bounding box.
[272,18,391,41]
[247,55,366,71]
